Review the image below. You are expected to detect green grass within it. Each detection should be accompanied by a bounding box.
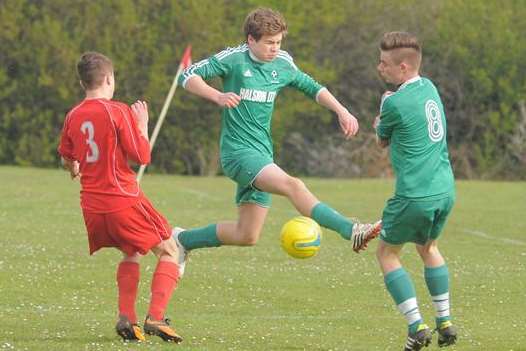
[1,166,525,350]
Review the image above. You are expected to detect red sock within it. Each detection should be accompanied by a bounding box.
[116,261,140,324]
[148,261,180,321]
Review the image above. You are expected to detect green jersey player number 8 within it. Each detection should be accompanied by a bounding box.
[425,100,444,142]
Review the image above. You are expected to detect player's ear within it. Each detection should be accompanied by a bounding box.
[79,80,85,90]
[247,34,256,45]
[105,73,112,86]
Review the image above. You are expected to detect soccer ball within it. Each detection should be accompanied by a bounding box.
[280,216,322,259]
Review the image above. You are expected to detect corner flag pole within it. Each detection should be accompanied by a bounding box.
[137,45,192,183]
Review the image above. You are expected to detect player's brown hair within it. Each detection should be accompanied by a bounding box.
[380,32,422,68]
[243,8,288,41]
[77,52,113,90]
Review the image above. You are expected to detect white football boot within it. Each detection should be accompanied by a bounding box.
[351,220,382,253]
[172,227,189,277]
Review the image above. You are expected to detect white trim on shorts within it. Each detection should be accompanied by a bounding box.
[248,162,275,191]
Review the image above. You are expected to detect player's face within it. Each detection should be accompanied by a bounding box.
[377,51,404,85]
[248,33,283,62]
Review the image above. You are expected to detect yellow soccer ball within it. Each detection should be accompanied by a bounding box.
[280,216,322,259]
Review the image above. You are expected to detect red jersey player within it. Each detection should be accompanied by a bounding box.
[58,52,183,343]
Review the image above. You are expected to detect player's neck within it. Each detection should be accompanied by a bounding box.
[85,89,112,100]
[398,72,420,87]
[248,49,266,63]
[401,72,420,84]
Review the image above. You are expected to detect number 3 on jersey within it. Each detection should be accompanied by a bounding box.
[425,100,444,142]
[81,121,99,163]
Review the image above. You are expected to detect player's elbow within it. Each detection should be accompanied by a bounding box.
[183,75,202,91]
[139,153,151,165]
[129,152,150,166]
[60,155,74,164]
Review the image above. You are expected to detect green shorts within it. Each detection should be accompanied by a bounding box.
[221,150,273,207]
[380,193,455,245]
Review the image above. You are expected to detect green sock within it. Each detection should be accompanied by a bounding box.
[178,224,221,250]
[310,202,353,240]
[384,268,423,333]
[424,265,451,327]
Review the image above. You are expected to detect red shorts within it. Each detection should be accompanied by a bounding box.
[82,197,172,256]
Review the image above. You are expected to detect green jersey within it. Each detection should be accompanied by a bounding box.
[179,44,325,159]
[376,76,454,198]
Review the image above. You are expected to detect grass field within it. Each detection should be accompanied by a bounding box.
[1,166,525,351]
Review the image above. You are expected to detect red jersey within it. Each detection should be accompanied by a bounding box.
[58,98,150,213]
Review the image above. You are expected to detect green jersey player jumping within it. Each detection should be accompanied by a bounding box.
[374,32,457,351]
[173,8,381,267]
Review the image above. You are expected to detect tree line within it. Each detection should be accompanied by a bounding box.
[1,0,524,179]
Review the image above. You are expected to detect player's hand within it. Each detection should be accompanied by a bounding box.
[131,100,149,124]
[131,100,149,137]
[216,92,241,108]
[337,109,359,139]
[69,160,81,180]
[62,158,81,180]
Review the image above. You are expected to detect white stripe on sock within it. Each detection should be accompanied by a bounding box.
[432,292,450,318]
[432,292,449,301]
[398,297,422,325]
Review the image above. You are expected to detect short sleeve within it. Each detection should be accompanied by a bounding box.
[57,113,75,160]
[289,69,325,100]
[279,51,324,100]
[376,96,400,140]
[179,47,236,88]
[114,104,151,165]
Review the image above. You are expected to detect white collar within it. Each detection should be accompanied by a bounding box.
[398,75,422,90]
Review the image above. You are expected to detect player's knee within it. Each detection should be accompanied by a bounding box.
[238,234,259,246]
[159,254,179,265]
[375,245,385,262]
[236,228,260,246]
[152,238,178,259]
[150,246,179,269]
[152,249,179,266]
[375,243,393,263]
[122,252,141,263]
[417,241,439,256]
[287,176,307,194]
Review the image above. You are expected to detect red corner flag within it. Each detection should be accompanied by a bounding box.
[180,45,192,70]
